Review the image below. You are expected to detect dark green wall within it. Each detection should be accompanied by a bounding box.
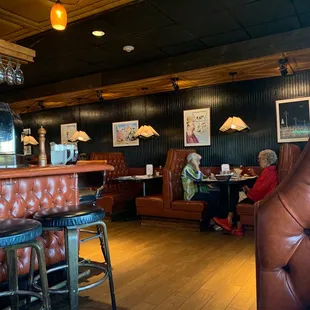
[22,71,309,167]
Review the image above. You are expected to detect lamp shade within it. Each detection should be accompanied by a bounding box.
[134,125,159,139]
[69,130,91,142]
[50,2,67,31]
[219,117,250,133]
[23,135,39,145]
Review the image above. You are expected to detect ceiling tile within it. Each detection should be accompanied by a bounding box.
[201,29,249,47]
[161,40,207,56]
[104,1,172,35]
[234,0,295,27]
[139,25,195,49]
[221,0,260,9]
[292,0,310,15]
[149,0,225,21]
[181,10,240,37]
[128,49,167,62]
[69,46,111,64]
[246,16,300,38]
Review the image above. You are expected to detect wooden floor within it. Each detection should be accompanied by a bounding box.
[75,221,256,310]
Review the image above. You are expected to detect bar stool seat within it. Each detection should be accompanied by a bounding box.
[0,219,42,247]
[33,205,116,310]
[0,218,51,310]
[34,205,104,227]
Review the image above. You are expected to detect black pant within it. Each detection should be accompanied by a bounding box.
[191,191,221,218]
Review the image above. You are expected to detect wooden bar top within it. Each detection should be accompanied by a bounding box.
[0,163,114,180]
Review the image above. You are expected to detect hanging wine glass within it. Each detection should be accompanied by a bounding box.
[15,63,24,85]
[0,57,5,84]
[5,60,15,86]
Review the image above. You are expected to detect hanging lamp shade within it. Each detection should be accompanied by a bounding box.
[134,125,159,139]
[50,1,67,31]
[219,116,250,133]
[69,130,91,142]
[23,135,39,145]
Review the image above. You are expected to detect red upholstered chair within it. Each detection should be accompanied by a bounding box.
[237,143,301,227]
[136,149,207,228]
[255,140,310,309]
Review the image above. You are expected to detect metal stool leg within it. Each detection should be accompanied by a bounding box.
[65,228,79,310]
[26,247,36,309]
[98,222,116,310]
[33,240,51,310]
[96,224,108,263]
[6,249,19,310]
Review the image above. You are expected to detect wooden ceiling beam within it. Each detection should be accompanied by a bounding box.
[0,39,35,64]
[3,26,310,105]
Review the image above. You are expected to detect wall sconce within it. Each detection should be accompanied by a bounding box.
[219,116,250,133]
[69,131,91,142]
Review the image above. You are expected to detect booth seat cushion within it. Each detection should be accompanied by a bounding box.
[171,200,206,212]
[136,195,164,209]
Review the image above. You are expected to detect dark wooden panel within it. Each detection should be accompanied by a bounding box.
[22,72,309,167]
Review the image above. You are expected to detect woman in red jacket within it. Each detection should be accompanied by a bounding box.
[214,149,278,236]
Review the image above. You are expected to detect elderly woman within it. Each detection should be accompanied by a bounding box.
[181,153,221,230]
[214,149,278,236]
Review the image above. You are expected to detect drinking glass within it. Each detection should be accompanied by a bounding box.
[0,58,5,84]
[5,61,15,86]
[15,63,24,85]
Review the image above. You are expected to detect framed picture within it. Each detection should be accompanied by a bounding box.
[61,123,77,143]
[23,128,31,155]
[112,120,139,147]
[184,108,211,146]
[276,97,310,143]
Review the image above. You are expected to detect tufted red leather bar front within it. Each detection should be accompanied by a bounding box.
[0,163,114,283]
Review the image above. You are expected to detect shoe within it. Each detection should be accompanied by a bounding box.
[213,217,232,232]
[231,228,244,236]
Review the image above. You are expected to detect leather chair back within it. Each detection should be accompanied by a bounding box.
[255,140,309,310]
[278,143,301,183]
[90,152,128,193]
[0,174,78,282]
[163,149,195,209]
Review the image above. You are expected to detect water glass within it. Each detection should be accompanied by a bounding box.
[0,58,5,84]
[5,61,15,86]
[15,63,24,85]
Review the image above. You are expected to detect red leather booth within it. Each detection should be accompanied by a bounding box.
[89,152,141,219]
[136,149,208,227]
[255,140,310,309]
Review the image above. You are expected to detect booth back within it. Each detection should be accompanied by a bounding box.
[255,140,310,310]
[162,149,195,208]
[278,143,301,183]
[0,174,79,282]
[90,152,128,193]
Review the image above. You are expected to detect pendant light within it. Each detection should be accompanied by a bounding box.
[69,102,91,142]
[219,116,250,133]
[134,88,159,139]
[50,0,67,31]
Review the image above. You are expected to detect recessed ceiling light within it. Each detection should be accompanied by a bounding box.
[92,30,105,37]
[123,45,135,53]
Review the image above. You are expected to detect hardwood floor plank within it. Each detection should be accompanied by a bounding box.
[178,289,215,310]
[153,295,187,310]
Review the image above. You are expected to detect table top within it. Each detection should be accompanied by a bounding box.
[114,175,162,182]
[197,175,257,184]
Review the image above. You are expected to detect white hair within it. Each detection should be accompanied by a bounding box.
[259,149,277,167]
[187,153,201,163]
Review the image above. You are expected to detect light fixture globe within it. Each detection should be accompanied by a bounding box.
[50,1,67,31]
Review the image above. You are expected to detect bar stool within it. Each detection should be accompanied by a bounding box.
[0,218,51,310]
[33,205,116,310]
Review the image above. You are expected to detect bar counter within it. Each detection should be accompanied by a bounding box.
[0,163,114,283]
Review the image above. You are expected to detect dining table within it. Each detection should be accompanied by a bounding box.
[196,175,257,212]
[113,175,162,196]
